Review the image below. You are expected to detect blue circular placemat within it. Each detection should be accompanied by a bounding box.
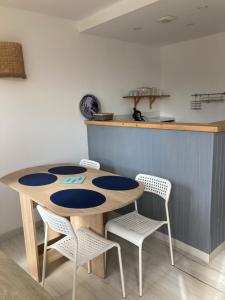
[92,176,139,191]
[48,166,87,175]
[19,173,57,186]
[50,189,106,209]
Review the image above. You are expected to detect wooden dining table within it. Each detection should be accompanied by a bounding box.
[0,163,144,282]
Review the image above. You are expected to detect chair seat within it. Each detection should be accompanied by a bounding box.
[50,227,117,266]
[106,211,167,247]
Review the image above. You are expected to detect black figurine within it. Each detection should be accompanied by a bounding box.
[132,107,145,121]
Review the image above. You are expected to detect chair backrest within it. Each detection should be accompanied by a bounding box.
[79,159,100,170]
[135,174,171,202]
[37,205,76,238]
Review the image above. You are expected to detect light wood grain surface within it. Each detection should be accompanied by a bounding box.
[0,163,144,217]
[85,119,225,132]
[0,250,53,300]
[19,193,40,281]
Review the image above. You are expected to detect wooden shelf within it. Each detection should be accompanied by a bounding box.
[123,95,170,108]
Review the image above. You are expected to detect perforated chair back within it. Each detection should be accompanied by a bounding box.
[135,174,171,203]
[79,159,100,170]
[37,205,76,238]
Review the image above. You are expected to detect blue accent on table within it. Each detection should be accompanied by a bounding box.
[92,176,139,190]
[61,176,86,185]
[48,166,87,175]
[50,189,106,209]
[19,173,57,186]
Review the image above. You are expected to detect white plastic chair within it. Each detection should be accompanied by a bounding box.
[105,174,174,297]
[37,205,126,300]
[79,159,100,170]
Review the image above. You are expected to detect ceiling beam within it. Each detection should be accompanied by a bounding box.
[77,0,159,33]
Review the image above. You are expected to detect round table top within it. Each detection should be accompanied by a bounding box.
[0,163,144,217]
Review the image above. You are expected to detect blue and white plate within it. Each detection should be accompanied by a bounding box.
[80,94,101,119]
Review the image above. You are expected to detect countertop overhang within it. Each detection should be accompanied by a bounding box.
[85,120,225,133]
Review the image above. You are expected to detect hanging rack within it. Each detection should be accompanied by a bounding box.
[191,92,225,110]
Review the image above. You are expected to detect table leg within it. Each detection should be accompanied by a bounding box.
[20,193,40,281]
[70,214,105,278]
[20,195,64,282]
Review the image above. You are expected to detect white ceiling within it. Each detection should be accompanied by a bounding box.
[1,0,225,46]
[80,0,225,46]
[0,0,121,20]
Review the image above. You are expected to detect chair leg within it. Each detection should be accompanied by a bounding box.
[139,246,143,297]
[167,223,174,266]
[87,261,91,274]
[104,229,108,273]
[116,245,126,298]
[41,223,48,287]
[72,264,77,300]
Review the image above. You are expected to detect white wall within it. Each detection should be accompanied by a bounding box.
[160,32,225,123]
[0,7,160,235]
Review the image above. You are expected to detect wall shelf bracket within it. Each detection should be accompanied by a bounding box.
[123,95,170,109]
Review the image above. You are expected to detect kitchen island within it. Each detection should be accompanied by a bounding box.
[86,119,225,262]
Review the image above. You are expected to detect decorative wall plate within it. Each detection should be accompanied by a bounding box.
[80,94,101,119]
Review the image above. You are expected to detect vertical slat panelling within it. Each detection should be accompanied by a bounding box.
[87,126,213,253]
[211,132,225,251]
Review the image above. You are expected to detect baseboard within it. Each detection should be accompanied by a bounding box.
[0,221,43,244]
[152,230,210,264]
[209,240,225,262]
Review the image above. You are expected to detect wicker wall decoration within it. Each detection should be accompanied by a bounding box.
[0,42,26,78]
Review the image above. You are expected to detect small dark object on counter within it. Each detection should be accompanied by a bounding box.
[132,107,145,121]
[93,113,114,121]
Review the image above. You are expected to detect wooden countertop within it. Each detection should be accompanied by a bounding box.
[85,120,225,133]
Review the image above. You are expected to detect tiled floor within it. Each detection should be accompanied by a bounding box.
[1,228,225,300]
